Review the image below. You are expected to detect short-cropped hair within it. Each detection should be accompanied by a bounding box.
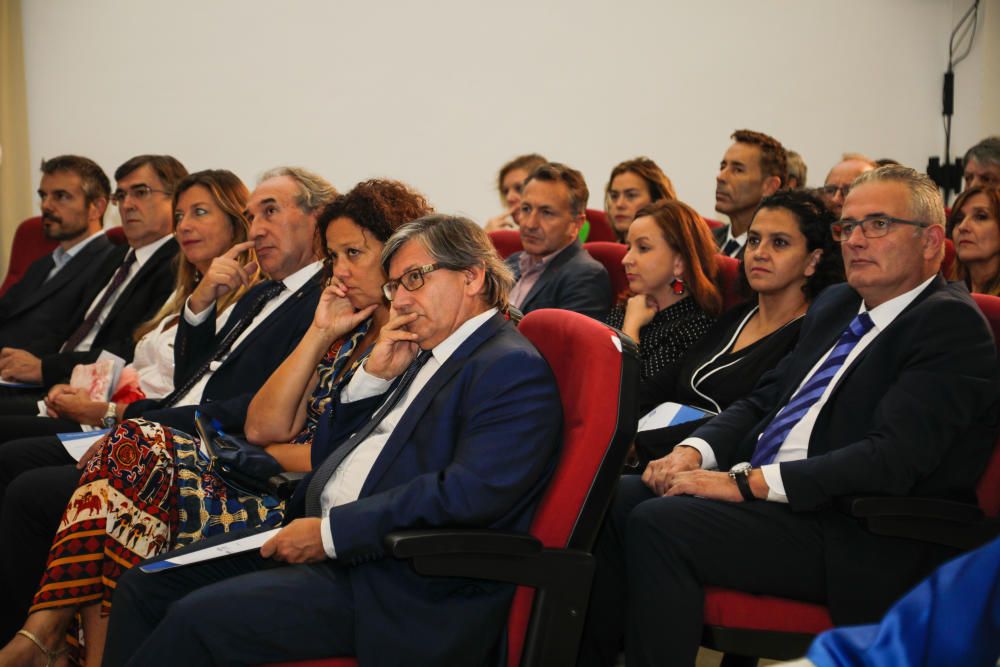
[853,165,945,229]
[114,155,188,194]
[732,129,787,187]
[40,155,111,205]
[523,162,590,217]
[964,136,1000,168]
[259,166,338,214]
[382,214,515,312]
[785,151,807,189]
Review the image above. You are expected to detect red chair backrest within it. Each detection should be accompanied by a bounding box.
[585,209,616,242]
[105,226,127,245]
[715,254,746,311]
[583,242,628,304]
[942,238,956,278]
[488,229,523,259]
[972,294,1000,518]
[0,216,59,297]
[702,216,725,230]
[507,309,638,665]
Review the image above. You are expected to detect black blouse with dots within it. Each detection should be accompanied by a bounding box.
[605,296,715,379]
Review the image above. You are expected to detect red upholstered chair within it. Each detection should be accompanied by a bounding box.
[262,308,640,667]
[105,225,127,246]
[584,241,628,304]
[715,254,747,312]
[942,238,956,278]
[702,216,725,230]
[700,292,1000,666]
[0,216,59,296]
[585,209,617,242]
[487,229,523,259]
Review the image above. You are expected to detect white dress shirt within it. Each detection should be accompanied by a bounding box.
[681,276,937,502]
[74,234,175,352]
[174,261,322,407]
[318,308,499,558]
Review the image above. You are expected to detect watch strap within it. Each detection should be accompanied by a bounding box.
[732,468,755,502]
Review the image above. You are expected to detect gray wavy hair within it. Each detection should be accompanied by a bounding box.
[258,166,337,213]
[382,214,514,312]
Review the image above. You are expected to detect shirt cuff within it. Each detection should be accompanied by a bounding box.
[36,400,48,417]
[761,463,789,503]
[677,438,717,470]
[341,362,393,403]
[183,296,215,325]
[320,514,338,559]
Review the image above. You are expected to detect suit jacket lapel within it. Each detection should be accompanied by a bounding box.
[520,242,580,310]
[6,237,113,315]
[103,238,178,325]
[358,313,508,496]
[221,274,321,366]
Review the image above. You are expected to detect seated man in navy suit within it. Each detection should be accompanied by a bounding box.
[0,166,334,645]
[103,214,562,667]
[506,162,612,320]
[0,155,120,356]
[578,165,1000,667]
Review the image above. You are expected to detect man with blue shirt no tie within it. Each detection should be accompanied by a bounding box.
[578,165,999,667]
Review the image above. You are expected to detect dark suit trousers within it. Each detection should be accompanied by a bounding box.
[105,529,356,667]
[577,476,828,667]
[0,391,47,416]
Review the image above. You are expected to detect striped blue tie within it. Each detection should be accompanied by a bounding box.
[750,312,875,467]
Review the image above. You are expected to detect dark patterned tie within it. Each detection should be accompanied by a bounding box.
[61,251,136,352]
[750,312,875,466]
[162,280,285,407]
[304,350,433,517]
[721,238,742,257]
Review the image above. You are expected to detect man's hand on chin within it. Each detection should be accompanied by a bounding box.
[260,518,327,563]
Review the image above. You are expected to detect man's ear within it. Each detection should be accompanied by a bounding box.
[923,224,946,262]
[761,175,782,197]
[88,197,108,225]
[464,264,487,296]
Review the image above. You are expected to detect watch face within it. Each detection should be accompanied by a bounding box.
[730,462,752,475]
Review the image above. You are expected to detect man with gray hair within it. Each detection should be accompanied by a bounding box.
[962,136,1000,191]
[785,150,808,189]
[818,153,877,218]
[104,214,563,667]
[579,165,999,667]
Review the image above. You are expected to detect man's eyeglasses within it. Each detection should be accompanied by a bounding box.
[831,215,930,242]
[111,185,171,206]
[382,263,444,301]
[818,184,851,199]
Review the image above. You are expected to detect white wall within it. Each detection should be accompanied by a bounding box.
[20,0,998,226]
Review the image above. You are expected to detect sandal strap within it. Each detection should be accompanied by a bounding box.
[16,629,67,667]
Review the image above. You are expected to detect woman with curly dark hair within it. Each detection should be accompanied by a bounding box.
[631,189,843,469]
[0,180,433,667]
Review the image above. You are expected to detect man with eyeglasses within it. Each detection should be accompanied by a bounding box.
[0,155,182,407]
[0,156,121,361]
[817,153,876,218]
[101,214,561,667]
[578,165,998,667]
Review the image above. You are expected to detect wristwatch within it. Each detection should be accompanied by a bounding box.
[728,462,756,502]
[102,402,118,430]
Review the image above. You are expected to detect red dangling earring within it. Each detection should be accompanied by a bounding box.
[670,277,686,295]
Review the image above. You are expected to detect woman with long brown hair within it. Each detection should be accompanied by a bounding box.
[607,199,720,379]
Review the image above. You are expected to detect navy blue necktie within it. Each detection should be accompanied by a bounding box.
[750,312,875,466]
[304,350,432,517]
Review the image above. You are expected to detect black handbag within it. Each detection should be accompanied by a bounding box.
[194,411,284,496]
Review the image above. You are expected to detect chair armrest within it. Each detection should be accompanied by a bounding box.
[385,529,541,559]
[268,471,306,501]
[840,496,997,551]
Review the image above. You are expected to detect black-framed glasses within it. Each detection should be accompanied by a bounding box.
[831,215,930,242]
[818,184,851,199]
[111,185,171,206]
[382,263,443,301]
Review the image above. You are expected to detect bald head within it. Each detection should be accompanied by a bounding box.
[821,158,877,218]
